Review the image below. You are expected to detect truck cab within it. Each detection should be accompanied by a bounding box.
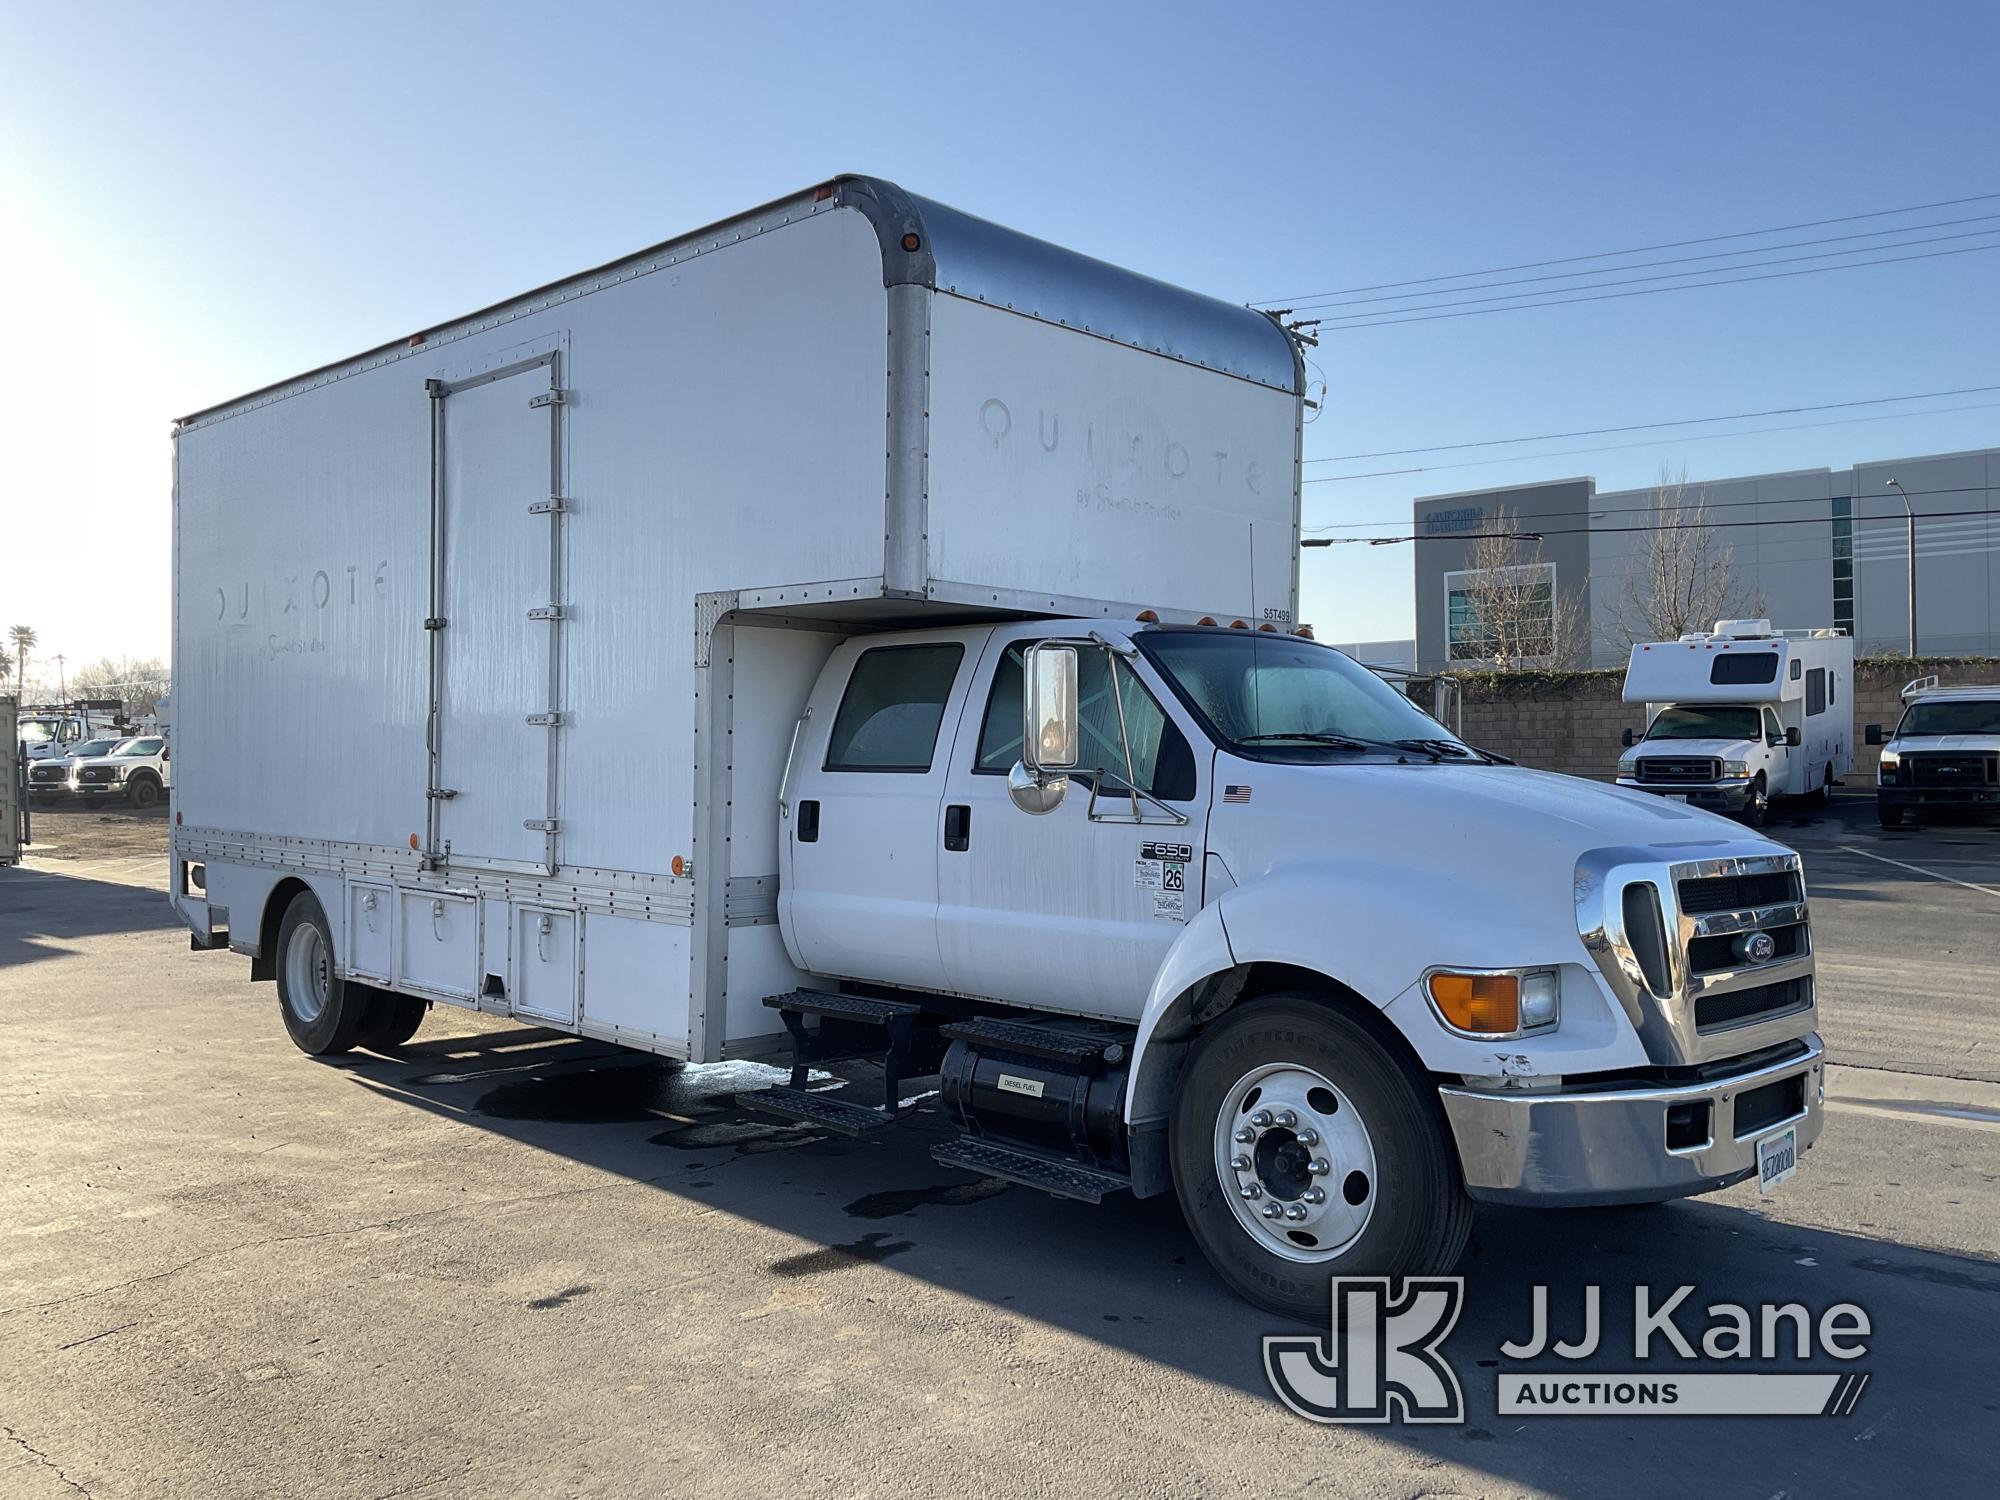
[1868,678,2000,828]
[1616,620,1853,825]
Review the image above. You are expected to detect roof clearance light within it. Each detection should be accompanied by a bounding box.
[1229,619,1248,630]
[1293,625,1315,640]
[813,184,835,202]
[1257,622,1278,632]
[1135,609,1160,624]
[1197,616,1217,627]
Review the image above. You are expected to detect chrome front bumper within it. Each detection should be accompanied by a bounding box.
[1439,1036,1824,1206]
[1616,775,1754,809]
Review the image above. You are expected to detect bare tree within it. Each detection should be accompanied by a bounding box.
[69,656,171,718]
[1448,512,1586,669]
[1609,467,1764,644]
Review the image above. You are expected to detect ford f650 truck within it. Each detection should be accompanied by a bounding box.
[170,176,1824,1318]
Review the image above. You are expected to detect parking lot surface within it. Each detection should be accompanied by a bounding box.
[3,797,1998,1498]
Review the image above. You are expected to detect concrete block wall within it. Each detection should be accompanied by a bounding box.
[1438,659,2000,782]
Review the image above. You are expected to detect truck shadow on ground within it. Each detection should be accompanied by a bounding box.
[339,1032,2000,1495]
[0,869,181,970]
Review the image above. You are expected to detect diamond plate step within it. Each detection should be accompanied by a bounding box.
[740,1086,900,1136]
[930,1138,1130,1204]
[939,1017,1122,1070]
[762,989,923,1026]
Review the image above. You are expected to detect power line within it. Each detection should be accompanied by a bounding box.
[1305,383,2000,464]
[1284,212,2000,313]
[1254,189,2000,306]
[1303,225,2000,325]
[1302,240,2000,332]
[1301,495,1997,547]
[1301,400,2000,486]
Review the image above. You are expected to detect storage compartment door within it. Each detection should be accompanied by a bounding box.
[429,352,565,874]
[513,906,578,1025]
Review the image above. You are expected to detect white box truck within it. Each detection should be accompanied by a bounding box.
[172,177,1824,1317]
[1616,620,1854,826]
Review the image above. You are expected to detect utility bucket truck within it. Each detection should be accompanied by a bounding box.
[1617,621,1854,826]
[171,177,1825,1318]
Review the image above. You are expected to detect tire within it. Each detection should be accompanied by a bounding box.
[273,890,368,1055]
[126,775,161,809]
[1169,994,1475,1323]
[357,990,429,1051]
[1877,801,1905,829]
[1807,765,1833,809]
[1741,775,1770,829]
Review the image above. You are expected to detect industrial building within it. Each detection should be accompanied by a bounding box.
[1405,445,2000,671]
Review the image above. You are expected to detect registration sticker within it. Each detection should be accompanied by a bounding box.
[1757,1125,1798,1195]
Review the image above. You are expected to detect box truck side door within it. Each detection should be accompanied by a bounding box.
[779,632,984,994]
[429,354,565,874]
[935,632,1209,1020]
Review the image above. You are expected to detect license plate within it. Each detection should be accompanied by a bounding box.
[1666,793,1689,803]
[1757,1125,1799,1195]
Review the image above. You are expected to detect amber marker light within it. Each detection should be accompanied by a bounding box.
[1426,971,1520,1035]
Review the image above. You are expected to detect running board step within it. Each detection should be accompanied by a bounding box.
[741,1086,900,1136]
[930,1139,1131,1204]
[940,1017,1123,1070]
[763,989,924,1026]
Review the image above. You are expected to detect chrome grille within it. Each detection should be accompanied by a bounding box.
[1636,756,1721,784]
[77,766,116,784]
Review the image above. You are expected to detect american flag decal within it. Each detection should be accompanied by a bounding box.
[1223,784,1253,804]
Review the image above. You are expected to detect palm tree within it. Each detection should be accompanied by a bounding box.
[8,625,34,696]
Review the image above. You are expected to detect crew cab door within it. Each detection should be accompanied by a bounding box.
[936,630,1208,1020]
[778,630,985,994]
[1762,707,1795,794]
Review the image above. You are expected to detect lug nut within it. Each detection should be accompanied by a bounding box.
[1233,1127,1255,1144]
[1230,1154,1252,1172]
[1309,1157,1330,1176]
[1303,1186,1327,1204]
[1240,1183,1262,1200]
[1285,1204,1309,1221]
[1250,1109,1273,1128]
[1276,1109,1298,1129]
[1296,1127,1320,1147]
[1261,1203,1282,1219]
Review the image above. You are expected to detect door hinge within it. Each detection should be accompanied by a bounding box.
[426,787,458,800]
[529,389,569,409]
[423,616,448,631]
[528,605,566,621]
[529,497,570,515]
[524,818,560,833]
[425,379,446,400]
[527,712,566,727]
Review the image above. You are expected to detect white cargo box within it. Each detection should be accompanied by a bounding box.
[169,176,1303,1059]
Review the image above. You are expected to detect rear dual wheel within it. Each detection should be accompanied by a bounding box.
[274,891,429,1055]
[1170,995,1474,1323]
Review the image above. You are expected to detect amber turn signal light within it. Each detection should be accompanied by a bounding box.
[1426,971,1519,1034]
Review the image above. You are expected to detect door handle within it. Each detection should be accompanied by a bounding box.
[797,800,820,843]
[944,804,971,852]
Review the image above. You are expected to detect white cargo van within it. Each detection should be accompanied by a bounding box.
[1617,621,1853,826]
[171,177,1825,1317]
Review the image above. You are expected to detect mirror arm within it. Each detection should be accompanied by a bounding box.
[1104,649,1142,822]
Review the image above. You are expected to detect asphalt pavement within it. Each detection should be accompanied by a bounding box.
[2,795,1997,1499]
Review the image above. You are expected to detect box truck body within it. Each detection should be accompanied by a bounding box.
[173,180,1825,1319]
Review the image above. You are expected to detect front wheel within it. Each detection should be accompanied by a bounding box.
[274,890,368,1055]
[127,775,161,809]
[1741,774,1770,828]
[1878,800,1905,829]
[1170,995,1474,1322]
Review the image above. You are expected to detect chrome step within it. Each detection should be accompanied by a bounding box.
[940,1016,1122,1070]
[762,988,924,1026]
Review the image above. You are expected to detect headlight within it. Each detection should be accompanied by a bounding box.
[1425,968,1560,1038]
[1722,759,1749,777]
[112,765,130,780]
[1878,749,1900,772]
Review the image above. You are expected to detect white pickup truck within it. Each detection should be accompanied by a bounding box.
[70,736,172,808]
[169,176,1824,1318]
[1868,678,2000,827]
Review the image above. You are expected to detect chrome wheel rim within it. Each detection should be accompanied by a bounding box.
[284,921,331,1024]
[1214,1062,1377,1263]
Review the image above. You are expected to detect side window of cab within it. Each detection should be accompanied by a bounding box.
[823,643,964,772]
[974,642,1196,801]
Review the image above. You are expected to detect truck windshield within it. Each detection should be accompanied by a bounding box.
[1644,706,1760,741]
[112,739,161,757]
[19,721,57,744]
[71,739,119,758]
[1898,700,2000,736]
[1136,631,1470,762]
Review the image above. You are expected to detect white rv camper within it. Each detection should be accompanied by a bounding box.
[171,179,1826,1318]
[1617,620,1854,824]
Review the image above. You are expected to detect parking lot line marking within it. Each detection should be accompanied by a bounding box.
[1836,844,2000,900]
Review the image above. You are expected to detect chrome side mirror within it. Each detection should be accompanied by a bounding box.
[1023,643,1079,772]
[1007,759,1068,815]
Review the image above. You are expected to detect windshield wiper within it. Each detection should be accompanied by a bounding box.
[1393,737,1511,765]
[1238,732,1438,759]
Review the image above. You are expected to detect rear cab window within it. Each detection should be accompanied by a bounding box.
[824,643,964,772]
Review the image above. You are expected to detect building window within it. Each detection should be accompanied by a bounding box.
[1444,562,1557,662]
[1830,497,1854,635]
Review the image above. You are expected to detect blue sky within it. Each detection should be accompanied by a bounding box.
[3,0,1996,672]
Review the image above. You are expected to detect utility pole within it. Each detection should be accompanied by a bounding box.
[55,654,67,706]
[1886,479,1917,656]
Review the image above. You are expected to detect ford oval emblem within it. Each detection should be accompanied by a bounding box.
[1735,930,1778,966]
